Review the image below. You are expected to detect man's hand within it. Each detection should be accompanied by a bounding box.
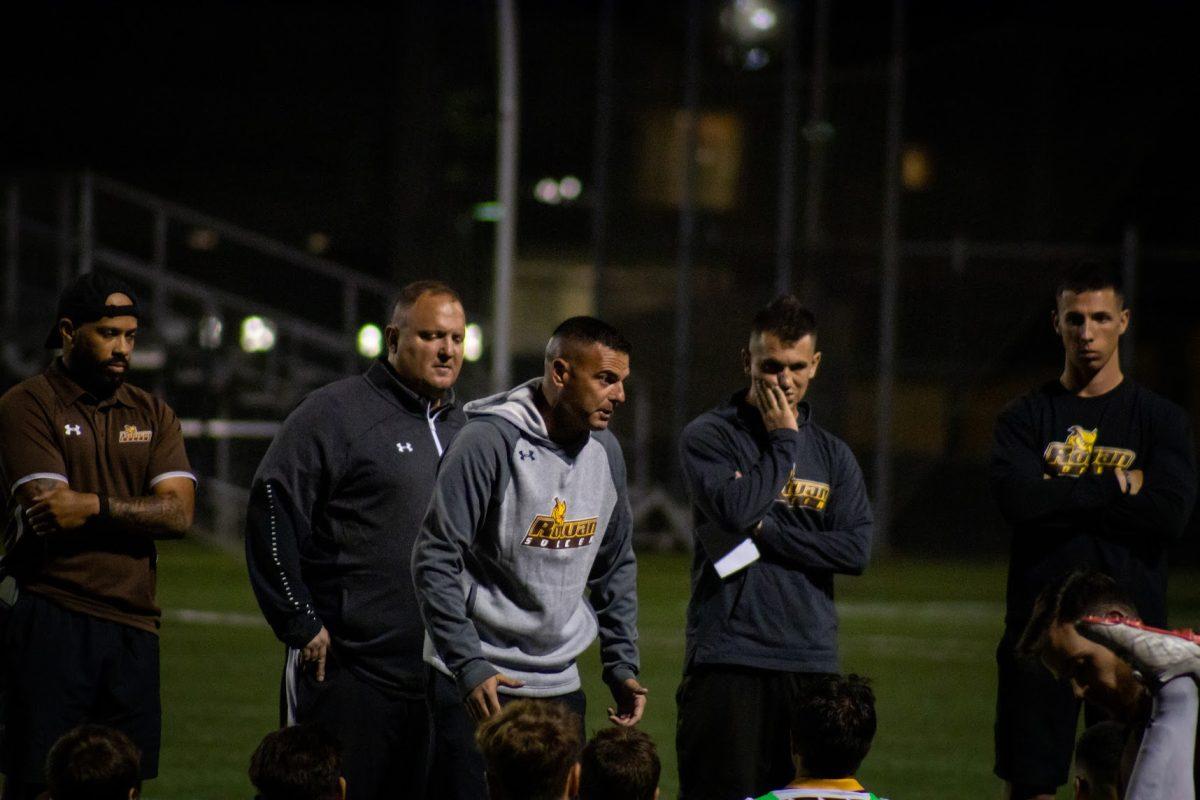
[26,486,100,535]
[466,673,526,723]
[753,380,798,433]
[304,627,331,682]
[1116,468,1145,496]
[607,677,648,727]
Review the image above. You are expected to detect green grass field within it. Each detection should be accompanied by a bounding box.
[45,539,1200,798]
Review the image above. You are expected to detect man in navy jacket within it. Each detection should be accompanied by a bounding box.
[676,294,874,800]
[245,281,467,800]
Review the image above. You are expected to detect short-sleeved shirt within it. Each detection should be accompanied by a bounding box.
[0,359,195,633]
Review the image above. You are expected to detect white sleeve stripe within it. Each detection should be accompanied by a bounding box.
[11,473,69,495]
[150,471,197,487]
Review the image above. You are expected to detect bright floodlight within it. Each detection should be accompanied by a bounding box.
[357,324,383,358]
[464,323,483,362]
[534,177,561,205]
[558,175,582,201]
[240,316,276,353]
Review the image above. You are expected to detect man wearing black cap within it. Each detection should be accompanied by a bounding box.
[0,271,195,800]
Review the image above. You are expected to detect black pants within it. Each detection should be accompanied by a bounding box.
[676,665,827,800]
[0,591,160,800]
[286,649,431,800]
[426,669,586,800]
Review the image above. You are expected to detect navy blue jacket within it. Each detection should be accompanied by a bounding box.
[245,360,464,698]
[680,392,873,673]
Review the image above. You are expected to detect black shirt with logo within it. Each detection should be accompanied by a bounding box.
[992,379,1197,628]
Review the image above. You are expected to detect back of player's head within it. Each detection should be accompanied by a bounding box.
[789,673,877,779]
[45,724,142,800]
[388,279,461,326]
[1017,570,1138,659]
[1073,720,1127,800]
[545,316,632,362]
[249,724,344,800]
[475,700,582,800]
[1054,261,1125,306]
[751,294,817,344]
[578,726,661,800]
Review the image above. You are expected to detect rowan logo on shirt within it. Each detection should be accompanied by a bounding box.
[1043,425,1136,477]
[778,469,831,511]
[118,425,152,443]
[522,497,598,550]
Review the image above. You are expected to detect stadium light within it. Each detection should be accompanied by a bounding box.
[357,324,383,358]
[464,323,483,362]
[198,314,224,350]
[558,175,582,201]
[534,177,561,205]
[239,316,276,353]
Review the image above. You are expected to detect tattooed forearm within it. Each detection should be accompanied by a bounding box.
[107,494,191,539]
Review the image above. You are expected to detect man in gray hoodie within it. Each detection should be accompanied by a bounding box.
[413,316,645,800]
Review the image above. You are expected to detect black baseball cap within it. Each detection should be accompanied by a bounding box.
[44,271,142,349]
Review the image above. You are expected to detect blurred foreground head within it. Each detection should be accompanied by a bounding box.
[45,724,142,800]
[475,699,582,800]
[579,726,661,800]
[249,724,345,800]
[789,673,877,779]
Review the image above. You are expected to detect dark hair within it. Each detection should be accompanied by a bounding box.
[579,727,661,800]
[388,280,461,326]
[1074,720,1127,794]
[249,724,343,800]
[752,294,817,343]
[475,700,581,800]
[1055,261,1125,306]
[789,674,877,779]
[546,316,632,357]
[1016,570,1138,659]
[45,724,142,800]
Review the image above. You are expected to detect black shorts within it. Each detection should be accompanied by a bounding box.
[994,631,1106,791]
[0,591,161,786]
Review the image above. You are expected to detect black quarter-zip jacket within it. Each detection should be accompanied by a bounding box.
[680,391,874,673]
[246,359,464,698]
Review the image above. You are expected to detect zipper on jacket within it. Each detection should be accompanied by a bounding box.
[427,404,445,456]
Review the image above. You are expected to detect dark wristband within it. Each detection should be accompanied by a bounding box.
[95,493,111,519]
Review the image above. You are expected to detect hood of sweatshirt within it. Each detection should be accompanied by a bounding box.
[463,378,558,448]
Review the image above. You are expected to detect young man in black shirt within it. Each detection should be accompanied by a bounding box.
[991,262,1197,800]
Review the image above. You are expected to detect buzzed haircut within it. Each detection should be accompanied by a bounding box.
[249,724,343,800]
[1055,261,1125,306]
[45,724,142,800]
[752,294,817,344]
[1017,570,1138,659]
[789,673,877,779]
[388,280,461,326]
[579,726,661,800]
[1073,720,1127,797]
[545,316,632,360]
[475,700,582,800]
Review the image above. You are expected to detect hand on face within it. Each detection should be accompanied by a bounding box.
[752,379,798,432]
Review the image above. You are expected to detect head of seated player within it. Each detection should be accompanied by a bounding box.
[1072,721,1127,800]
[540,316,632,444]
[788,673,877,783]
[578,726,661,800]
[48,271,141,397]
[743,294,821,413]
[383,279,466,404]
[248,724,346,800]
[1017,570,1145,720]
[475,700,582,800]
[1052,261,1129,389]
[44,724,142,800]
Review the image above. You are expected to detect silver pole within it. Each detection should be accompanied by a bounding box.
[672,0,702,486]
[4,183,18,327]
[872,0,905,552]
[491,0,520,393]
[78,172,94,275]
[591,0,615,318]
[775,1,801,297]
[1121,225,1138,373]
[802,0,832,251]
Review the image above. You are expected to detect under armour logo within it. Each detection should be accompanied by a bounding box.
[518,450,535,461]
[64,424,82,436]
[396,442,413,453]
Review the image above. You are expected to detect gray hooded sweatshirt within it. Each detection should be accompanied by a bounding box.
[412,378,639,698]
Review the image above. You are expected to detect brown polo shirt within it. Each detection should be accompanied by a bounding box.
[0,359,195,633]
